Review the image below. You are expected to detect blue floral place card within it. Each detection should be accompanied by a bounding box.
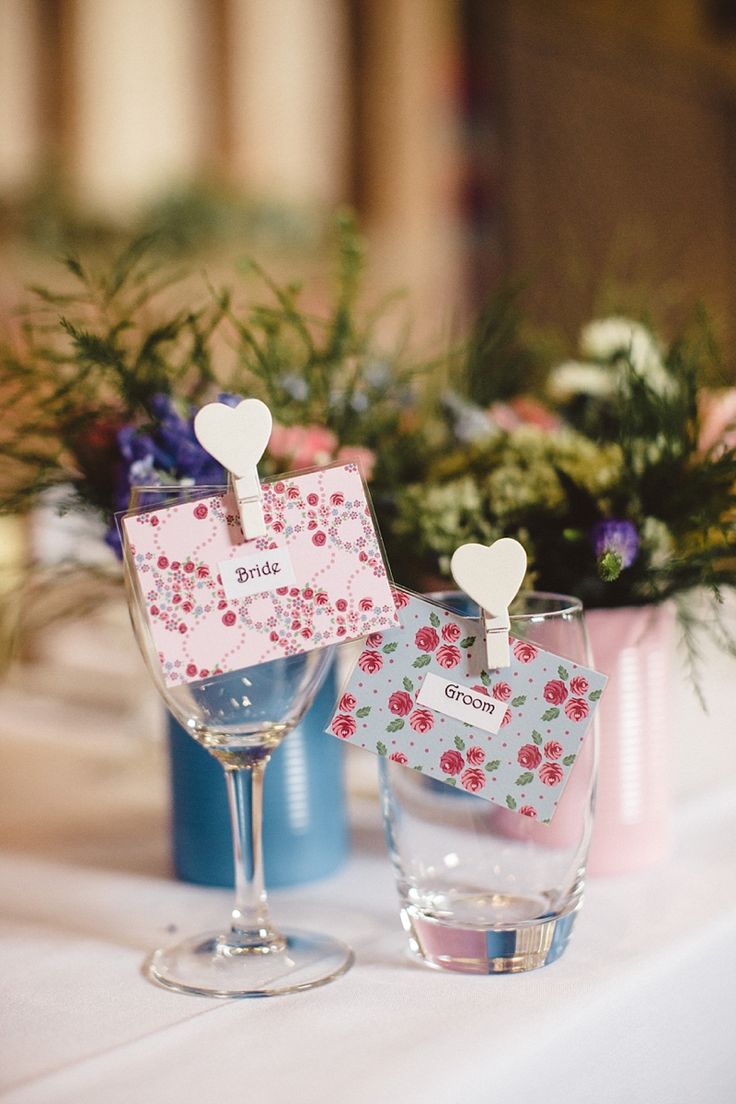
[327,588,607,822]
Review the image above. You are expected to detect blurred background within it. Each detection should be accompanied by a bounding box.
[2,0,736,341]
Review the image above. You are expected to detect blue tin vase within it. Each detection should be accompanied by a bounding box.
[167,662,348,888]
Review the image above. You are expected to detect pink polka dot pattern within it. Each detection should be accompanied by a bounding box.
[123,463,399,687]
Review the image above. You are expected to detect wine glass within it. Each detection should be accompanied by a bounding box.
[122,485,354,997]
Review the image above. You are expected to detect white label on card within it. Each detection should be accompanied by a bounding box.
[218,545,297,600]
[416,672,503,734]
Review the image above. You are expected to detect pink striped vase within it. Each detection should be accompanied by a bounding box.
[585,603,675,875]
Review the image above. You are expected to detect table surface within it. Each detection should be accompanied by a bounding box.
[1,600,735,1104]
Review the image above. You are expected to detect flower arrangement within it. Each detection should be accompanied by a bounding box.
[0,216,429,562]
[397,315,736,631]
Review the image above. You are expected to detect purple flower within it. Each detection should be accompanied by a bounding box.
[104,393,243,556]
[591,519,639,582]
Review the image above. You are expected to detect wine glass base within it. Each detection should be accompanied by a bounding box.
[145,929,354,998]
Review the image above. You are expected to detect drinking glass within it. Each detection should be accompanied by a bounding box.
[123,485,354,997]
[379,591,596,974]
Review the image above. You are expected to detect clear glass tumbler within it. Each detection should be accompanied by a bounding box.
[379,591,596,974]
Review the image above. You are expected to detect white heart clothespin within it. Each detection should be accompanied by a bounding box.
[193,398,273,540]
[450,538,527,668]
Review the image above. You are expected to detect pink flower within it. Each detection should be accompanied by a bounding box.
[518,744,542,770]
[178,622,187,633]
[389,751,408,764]
[269,423,338,469]
[388,690,413,716]
[520,805,538,818]
[307,493,319,506]
[315,591,328,606]
[513,640,538,664]
[415,626,439,652]
[466,745,485,766]
[392,588,410,609]
[287,485,300,500]
[436,644,461,669]
[460,767,486,793]
[698,388,736,455]
[339,692,357,712]
[539,762,564,786]
[500,708,512,727]
[492,681,512,702]
[366,632,383,648]
[544,740,563,761]
[441,622,461,643]
[439,749,464,776]
[186,663,198,677]
[330,492,345,506]
[331,714,357,739]
[184,561,195,574]
[312,531,326,547]
[197,565,210,579]
[472,684,489,696]
[157,555,169,569]
[359,597,373,611]
[193,503,208,520]
[335,445,376,481]
[543,679,568,705]
[336,598,348,612]
[570,675,589,696]
[409,708,434,733]
[222,611,236,627]
[564,697,590,722]
[357,650,383,674]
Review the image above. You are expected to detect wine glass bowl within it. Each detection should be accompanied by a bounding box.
[122,485,354,997]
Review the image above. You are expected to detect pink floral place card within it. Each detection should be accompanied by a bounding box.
[327,588,607,822]
[122,463,399,687]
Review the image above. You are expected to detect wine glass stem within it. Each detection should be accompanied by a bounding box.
[223,756,284,951]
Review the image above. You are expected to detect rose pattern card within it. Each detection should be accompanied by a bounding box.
[122,463,399,686]
[327,588,607,822]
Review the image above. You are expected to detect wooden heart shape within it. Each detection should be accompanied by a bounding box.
[450,538,527,614]
[193,399,272,477]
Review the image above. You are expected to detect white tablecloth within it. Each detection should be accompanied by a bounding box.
[1,602,735,1104]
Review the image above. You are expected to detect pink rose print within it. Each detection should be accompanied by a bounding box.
[307,493,319,506]
[157,555,169,569]
[466,745,485,766]
[472,684,489,696]
[518,744,542,770]
[564,697,590,722]
[415,626,439,652]
[197,565,210,579]
[570,675,589,696]
[544,740,563,761]
[357,650,383,674]
[366,632,383,648]
[335,598,348,612]
[492,681,512,702]
[186,663,198,678]
[436,644,461,669]
[287,485,300,501]
[392,588,410,609]
[389,751,408,764]
[520,806,538,818]
[460,767,486,793]
[513,640,538,663]
[539,762,564,786]
[315,591,328,606]
[274,481,285,494]
[339,692,357,712]
[439,749,464,776]
[500,707,512,727]
[388,690,413,717]
[359,597,374,612]
[441,622,461,643]
[409,708,434,733]
[331,714,357,739]
[543,679,568,705]
[222,611,237,627]
[312,531,326,547]
[330,492,345,506]
[184,561,195,574]
[193,504,208,519]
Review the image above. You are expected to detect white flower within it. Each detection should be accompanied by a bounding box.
[580,316,675,396]
[547,360,615,401]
